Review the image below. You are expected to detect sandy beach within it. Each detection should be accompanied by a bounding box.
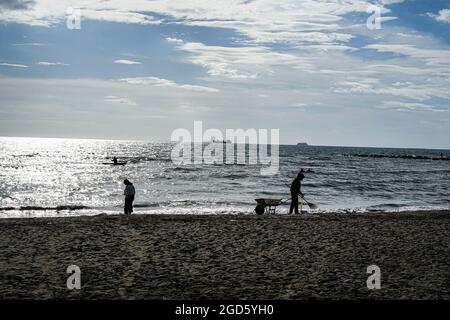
[0,211,448,300]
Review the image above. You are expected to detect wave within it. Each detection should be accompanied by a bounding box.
[133,203,160,208]
[314,204,450,214]
[212,173,249,179]
[0,205,90,211]
[366,203,404,212]
[167,199,251,207]
[16,153,39,158]
[0,200,255,212]
[1,202,448,217]
[127,156,172,163]
[171,166,201,172]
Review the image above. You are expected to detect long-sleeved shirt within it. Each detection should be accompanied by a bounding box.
[290,178,302,196]
[124,184,135,197]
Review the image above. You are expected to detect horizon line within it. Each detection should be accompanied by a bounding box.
[1,135,449,151]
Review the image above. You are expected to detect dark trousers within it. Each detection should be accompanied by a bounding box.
[289,193,299,214]
[124,195,134,214]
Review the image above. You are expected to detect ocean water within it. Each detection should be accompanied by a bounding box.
[0,137,449,218]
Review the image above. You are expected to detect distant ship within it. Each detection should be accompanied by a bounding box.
[212,138,232,144]
[297,142,308,146]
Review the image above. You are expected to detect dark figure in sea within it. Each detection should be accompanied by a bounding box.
[123,179,135,214]
[113,156,118,164]
[290,172,305,214]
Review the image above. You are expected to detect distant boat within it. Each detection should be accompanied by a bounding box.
[297,142,308,146]
[212,138,232,144]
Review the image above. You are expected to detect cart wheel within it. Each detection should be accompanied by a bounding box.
[255,204,265,215]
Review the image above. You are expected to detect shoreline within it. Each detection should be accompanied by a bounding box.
[1,208,449,220]
[0,211,448,299]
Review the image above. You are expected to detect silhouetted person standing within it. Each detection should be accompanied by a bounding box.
[290,172,304,214]
[113,157,118,164]
[123,179,135,214]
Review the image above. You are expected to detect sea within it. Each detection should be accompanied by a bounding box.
[0,137,449,218]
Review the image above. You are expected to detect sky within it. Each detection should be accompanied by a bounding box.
[0,0,449,148]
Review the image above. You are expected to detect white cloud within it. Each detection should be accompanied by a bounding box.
[104,95,137,106]
[396,32,424,39]
[363,64,449,77]
[305,44,356,52]
[290,103,309,108]
[178,103,213,113]
[37,61,69,66]
[365,44,450,67]
[0,62,28,68]
[428,9,450,24]
[12,42,45,46]
[378,16,398,23]
[1,75,449,147]
[81,9,161,25]
[118,76,220,93]
[381,0,405,5]
[166,37,183,44]
[333,79,450,101]
[150,0,370,46]
[114,59,141,65]
[0,0,389,46]
[0,3,162,27]
[171,40,311,80]
[380,101,448,112]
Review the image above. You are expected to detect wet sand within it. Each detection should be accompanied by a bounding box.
[0,211,448,299]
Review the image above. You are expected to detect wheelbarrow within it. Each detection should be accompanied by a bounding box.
[254,197,311,215]
[254,198,284,215]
